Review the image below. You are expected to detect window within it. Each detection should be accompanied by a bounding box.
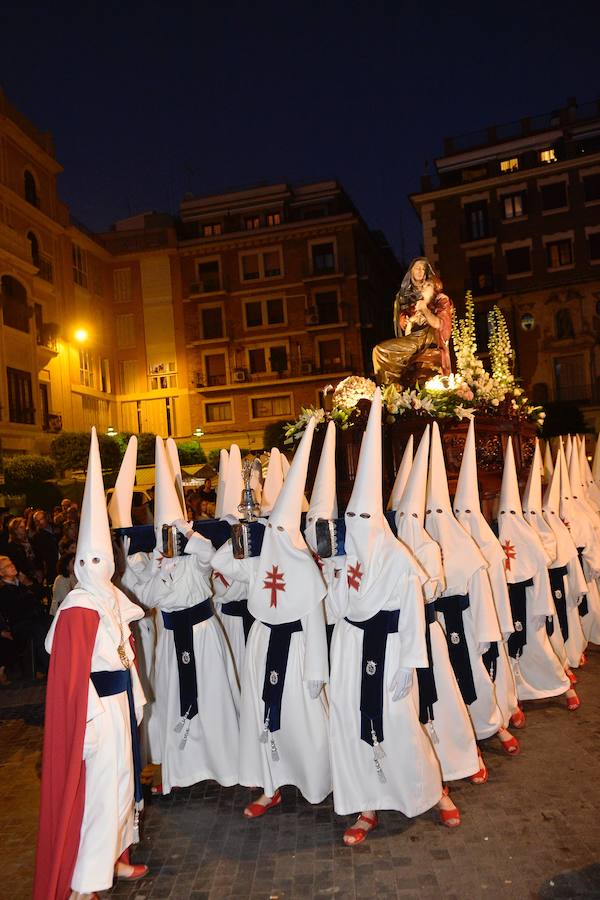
[205,352,227,386]
[311,241,336,274]
[119,360,138,393]
[546,239,573,269]
[314,290,340,324]
[269,345,288,373]
[244,297,285,328]
[100,358,111,393]
[1,275,30,332]
[267,212,281,227]
[251,395,292,418]
[202,222,222,237]
[245,216,261,230]
[505,246,531,276]
[503,192,526,219]
[27,231,40,267]
[196,259,221,292]
[79,350,94,387]
[113,268,132,302]
[500,158,519,174]
[474,307,493,351]
[554,354,587,402]
[468,255,495,295]
[540,148,557,164]
[24,170,38,206]
[39,382,50,430]
[116,314,136,349]
[240,249,282,281]
[589,232,600,261]
[7,368,34,424]
[540,181,567,211]
[72,244,88,288]
[463,201,490,240]
[150,372,177,390]
[318,338,343,372]
[583,173,600,203]
[205,400,233,422]
[199,305,224,339]
[248,344,288,375]
[249,348,267,373]
[555,309,575,339]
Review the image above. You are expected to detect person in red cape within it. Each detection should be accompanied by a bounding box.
[33,428,147,900]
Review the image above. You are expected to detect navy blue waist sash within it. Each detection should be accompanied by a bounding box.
[507,578,534,659]
[345,608,400,747]
[262,619,303,734]
[221,599,255,643]
[482,642,499,682]
[434,593,477,706]
[548,566,569,642]
[416,603,438,725]
[162,599,213,719]
[576,549,589,617]
[90,669,142,805]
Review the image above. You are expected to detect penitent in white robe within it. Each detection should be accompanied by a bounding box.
[211,540,332,804]
[125,536,240,794]
[212,568,248,697]
[327,558,443,816]
[46,587,146,894]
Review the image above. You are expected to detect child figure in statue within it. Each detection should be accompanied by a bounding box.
[373,257,453,385]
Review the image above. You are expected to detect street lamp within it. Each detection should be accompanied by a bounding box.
[193,427,204,438]
[106,426,117,437]
[74,327,89,343]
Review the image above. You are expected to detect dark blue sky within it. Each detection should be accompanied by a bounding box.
[3,1,599,259]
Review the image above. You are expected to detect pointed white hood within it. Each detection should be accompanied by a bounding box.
[387,435,413,511]
[154,436,186,544]
[579,436,600,511]
[305,421,338,555]
[425,421,485,596]
[567,435,600,537]
[214,449,229,519]
[565,434,573,469]
[75,427,115,597]
[543,442,586,568]
[107,435,137,529]
[219,444,243,522]
[592,435,600,488]
[395,427,443,600]
[249,418,325,623]
[260,448,284,515]
[165,438,186,519]
[497,437,547,583]
[558,437,600,576]
[543,441,554,485]
[281,451,308,511]
[522,440,557,564]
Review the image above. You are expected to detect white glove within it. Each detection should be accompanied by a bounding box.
[533,615,548,630]
[121,535,131,557]
[478,642,490,656]
[173,518,194,538]
[389,667,413,701]
[307,680,324,699]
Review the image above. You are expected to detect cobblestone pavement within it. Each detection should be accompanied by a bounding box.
[1,649,599,900]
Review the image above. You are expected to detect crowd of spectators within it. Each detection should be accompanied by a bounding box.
[0,498,80,687]
[185,478,217,520]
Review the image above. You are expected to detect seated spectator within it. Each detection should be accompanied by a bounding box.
[200,477,217,504]
[61,521,78,544]
[31,510,59,589]
[0,555,49,679]
[49,552,76,617]
[58,536,77,557]
[0,608,16,685]
[6,517,40,584]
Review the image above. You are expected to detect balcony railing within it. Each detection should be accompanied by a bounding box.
[465,275,503,297]
[37,322,59,352]
[37,256,53,283]
[460,221,496,243]
[555,382,597,404]
[189,277,226,295]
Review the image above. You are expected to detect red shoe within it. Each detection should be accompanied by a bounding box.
[499,733,520,755]
[438,786,461,828]
[343,813,378,846]
[115,850,149,881]
[469,757,488,785]
[567,669,577,685]
[580,652,588,667]
[567,692,580,711]
[243,789,282,818]
[151,783,163,795]
[510,706,526,729]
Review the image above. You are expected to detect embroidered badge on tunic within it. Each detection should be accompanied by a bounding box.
[515,621,523,632]
[554,589,563,599]
[269,670,279,685]
[182,651,191,664]
[366,660,376,676]
[450,632,460,645]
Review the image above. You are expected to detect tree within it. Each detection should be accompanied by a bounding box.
[4,455,61,508]
[50,432,121,473]
[541,402,589,438]
[175,440,206,465]
[136,433,157,465]
[262,420,288,451]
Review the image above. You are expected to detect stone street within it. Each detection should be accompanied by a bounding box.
[1,649,599,900]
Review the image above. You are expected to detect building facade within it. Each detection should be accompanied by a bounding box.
[411,97,600,428]
[0,92,400,459]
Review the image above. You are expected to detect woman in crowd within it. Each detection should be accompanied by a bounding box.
[50,552,77,616]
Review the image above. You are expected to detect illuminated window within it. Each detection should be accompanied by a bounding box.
[251,395,292,418]
[245,216,261,230]
[240,249,283,281]
[113,268,132,302]
[500,158,519,174]
[205,401,233,422]
[204,353,227,386]
[267,212,282,227]
[196,259,221,292]
[540,148,557,164]
[79,350,94,388]
[202,222,222,237]
[244,297,285,328]
[248,344,288,374]
[116,314,136,349]
[546,239,573,269]
[72,244,88,288]
[503,192,526,219]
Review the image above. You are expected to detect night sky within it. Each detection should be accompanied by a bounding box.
[3,1,599,260]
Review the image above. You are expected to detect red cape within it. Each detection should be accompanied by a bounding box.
[33,607,99,900]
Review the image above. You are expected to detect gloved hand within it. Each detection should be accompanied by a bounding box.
[307,680,324,699]
[478,642,490,656]
[121,535,131,558]
[533,615,548,630]
[389,667,413,701]
[173,518,194,538]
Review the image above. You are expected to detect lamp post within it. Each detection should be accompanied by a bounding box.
[193,426,204,439]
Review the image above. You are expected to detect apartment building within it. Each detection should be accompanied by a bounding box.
[411,97,600,426]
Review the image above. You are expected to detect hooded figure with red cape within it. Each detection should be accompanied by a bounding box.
[33,428,147,900]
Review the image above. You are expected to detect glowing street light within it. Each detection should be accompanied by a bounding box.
[193,426,204,438]
[74,327,89,343]
[106,426,117,437]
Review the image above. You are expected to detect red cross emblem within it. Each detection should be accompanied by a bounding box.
[501,539,517,572]
[347,561,364,591]
[311,550,324,572]
[213,570,230,589]
[263,564,286,607]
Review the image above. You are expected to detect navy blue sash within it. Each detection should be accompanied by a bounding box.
[548,566,569,642]
[434,593,477,706]
[90,669,142,805]
[507,578,534,659]
[345,609,400,747]
[162,599,213,719]
[221,599,255,642]
[576,549,589,617]
[416,603,438,725]
[262,620,303,734]
[482,642,499,682]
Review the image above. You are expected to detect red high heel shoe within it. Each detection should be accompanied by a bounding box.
[469,756,488,784]
[580,652,587,667]
[567,669,577,685]
[343,812,378,846]
[510,706,526,729]
[115,848,149,881]
[244,789,282,818]
[567,691,580,711]
[499,733,520,755]
[438,786,461,828]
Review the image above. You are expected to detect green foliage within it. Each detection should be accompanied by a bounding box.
[208,447,252,469]
[263,420,289,451]
[541,402,588,438]
[175,440,206,465]
[50,432,121,472]
[136,433,157,466]
[4,455,56,486]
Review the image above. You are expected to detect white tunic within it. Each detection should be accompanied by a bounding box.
[46,587,145,894]
[212,541,332,803]
[126,539,240,794]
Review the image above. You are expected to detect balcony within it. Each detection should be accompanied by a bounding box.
[465,275,504,298]
[460,221,496,243]
[36,321,59,353]
[188,276,227,296]
[1,297,32,332]
[36,256,54,283]
[302,259,348,280]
